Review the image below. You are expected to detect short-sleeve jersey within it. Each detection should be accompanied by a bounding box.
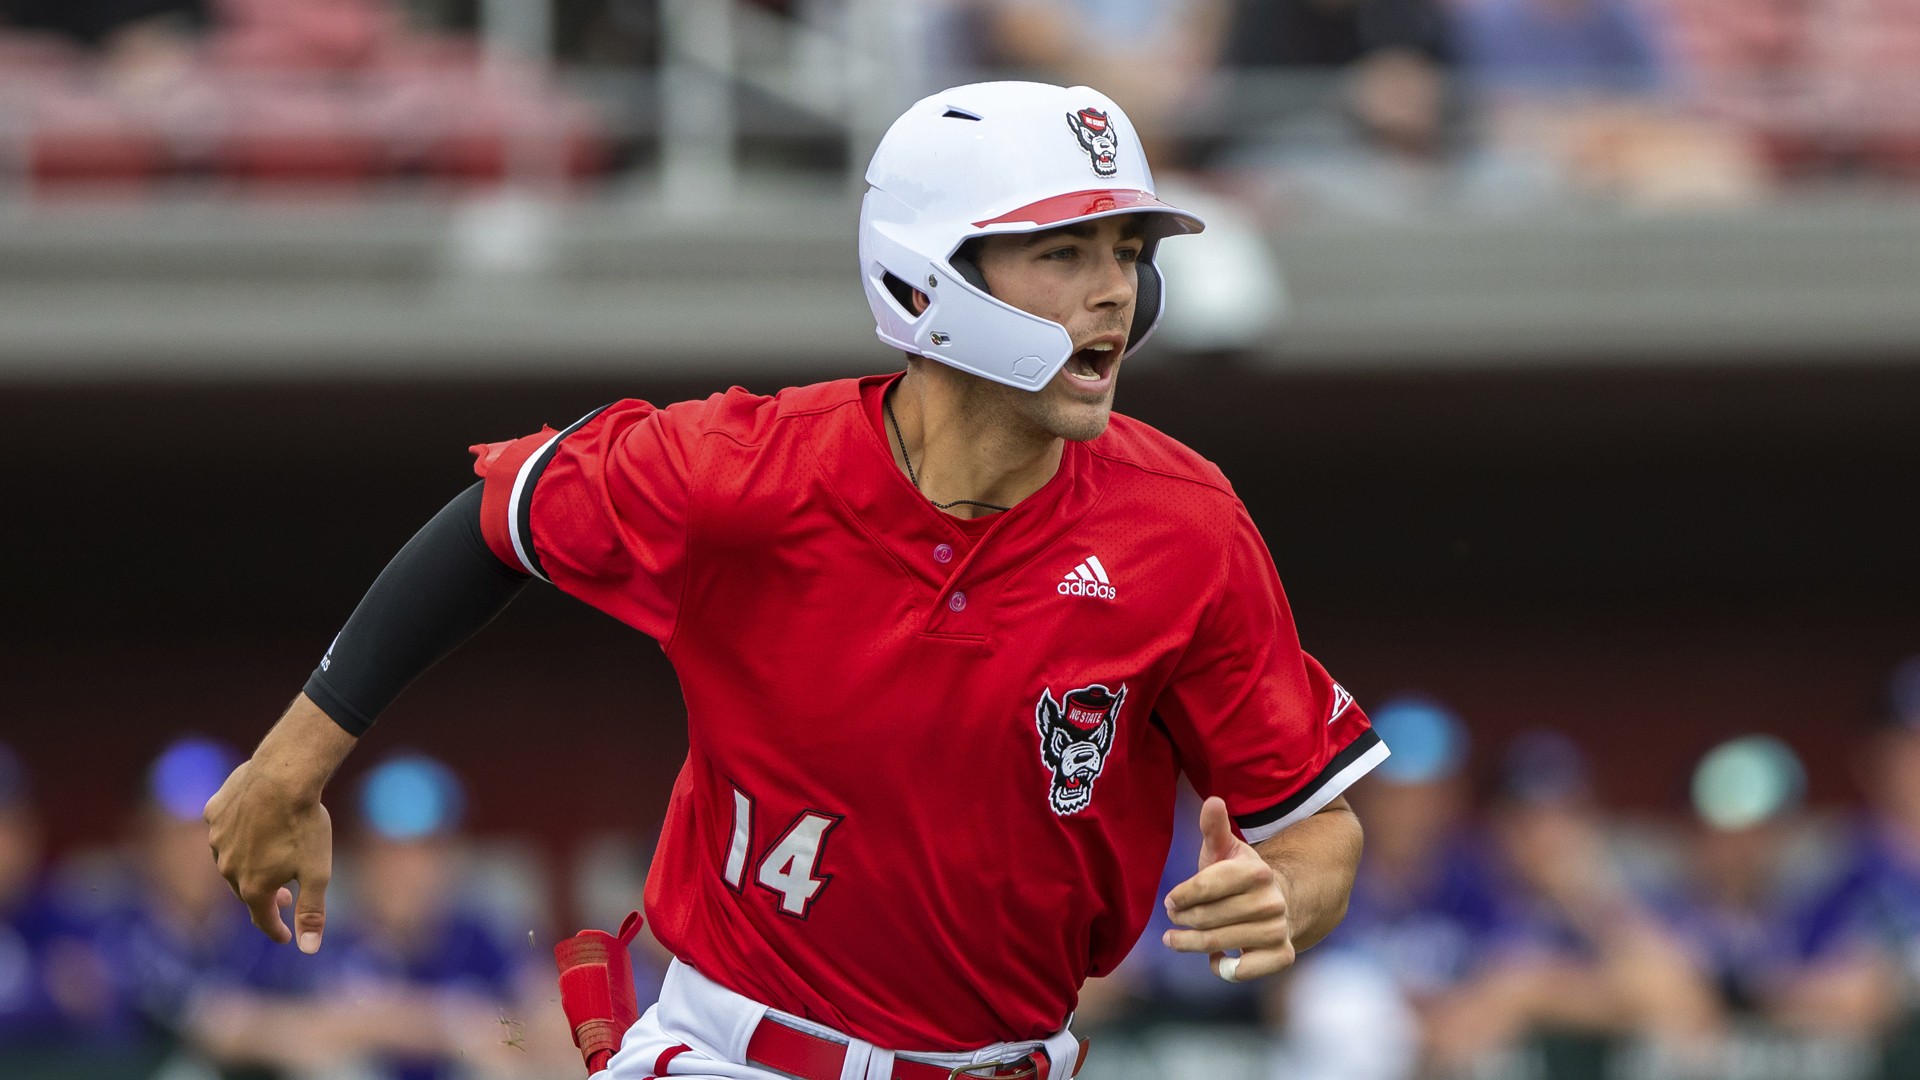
[475,374,1385,1050]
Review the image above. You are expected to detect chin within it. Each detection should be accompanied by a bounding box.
[1046,397,1114,442]
[994,367,1116,442]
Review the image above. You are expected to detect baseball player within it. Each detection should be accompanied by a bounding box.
[205,81,1387,1078]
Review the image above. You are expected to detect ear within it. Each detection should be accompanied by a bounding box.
[1036,690,1061,739]
[911,289,929,315]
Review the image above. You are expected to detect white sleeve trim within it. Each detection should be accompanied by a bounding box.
[505,431,562,581]
[1239,738,1390,845]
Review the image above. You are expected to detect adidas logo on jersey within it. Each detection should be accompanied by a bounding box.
[1058,556,1116,600]
[1328,682,1354,724]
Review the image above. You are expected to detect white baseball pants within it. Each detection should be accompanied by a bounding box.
[604,959,1081,1080]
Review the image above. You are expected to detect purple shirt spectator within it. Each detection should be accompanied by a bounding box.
[1795,823,1920,970]
[1457,0,1663,90]
[322,914,519,1080]
[1326,830,1508,993]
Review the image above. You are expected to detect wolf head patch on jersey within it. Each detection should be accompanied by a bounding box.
[1066,108,1120,178]
[1035,683,1125,815]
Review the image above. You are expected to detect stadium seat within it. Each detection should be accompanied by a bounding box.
[214,80,380,182]
[29,89,165,185]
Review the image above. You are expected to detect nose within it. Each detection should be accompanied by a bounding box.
[1089,247,1136,313]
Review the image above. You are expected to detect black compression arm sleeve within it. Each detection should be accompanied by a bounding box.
[302,482,530,737]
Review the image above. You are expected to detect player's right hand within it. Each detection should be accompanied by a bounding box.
[1161,796,1295,982]
[206,758,334,952]
[204,693,356,953]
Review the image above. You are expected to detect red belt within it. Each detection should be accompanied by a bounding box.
[654,1016,1089,1080]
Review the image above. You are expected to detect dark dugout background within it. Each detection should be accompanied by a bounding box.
[5,359,1918,922]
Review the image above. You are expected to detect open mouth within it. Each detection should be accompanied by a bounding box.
[1064,341,1119,384]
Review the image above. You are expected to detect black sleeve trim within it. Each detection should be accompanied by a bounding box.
[1233,727,1383,831]
[302,482,529,737]
[514,404,613,583]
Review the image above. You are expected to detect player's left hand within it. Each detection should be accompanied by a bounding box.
[1160,796,1293,982]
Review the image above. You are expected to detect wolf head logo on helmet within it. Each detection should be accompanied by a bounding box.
[1066,108,1120,177]
[1035,683,1126,815]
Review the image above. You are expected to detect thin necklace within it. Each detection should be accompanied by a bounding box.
[885,388,1011,514]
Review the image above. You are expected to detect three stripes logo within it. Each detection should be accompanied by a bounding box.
[1058,555,1117,600]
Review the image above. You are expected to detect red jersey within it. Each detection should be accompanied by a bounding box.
[474,374,1384,1050]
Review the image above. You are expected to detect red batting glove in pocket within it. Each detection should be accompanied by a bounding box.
[555,910,644,1075]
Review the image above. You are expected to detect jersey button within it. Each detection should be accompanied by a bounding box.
[947,591,967,612]
[933,543,953,564]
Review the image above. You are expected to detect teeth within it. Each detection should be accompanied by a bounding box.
[1065,344,1113,382]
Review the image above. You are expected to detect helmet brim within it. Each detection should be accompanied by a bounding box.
[970,188,1205,237]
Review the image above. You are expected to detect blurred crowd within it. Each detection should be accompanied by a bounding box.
[0,0,600,187]
[0,0,1916,204]
[1080,654,1920,1080]
[0,737,669,1080]
[11,659,1920,1080]
[957,0,1919,209]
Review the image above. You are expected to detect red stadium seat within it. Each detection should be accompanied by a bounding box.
[29,89,165,185]
[213,79,380,182]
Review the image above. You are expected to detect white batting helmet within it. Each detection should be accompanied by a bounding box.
[859,82,1205,392]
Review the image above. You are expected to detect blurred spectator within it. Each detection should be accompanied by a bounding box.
[0,741,131,1066]
[1479,99,1767,207]
[1422,729,1721,1073]
[1455,0,1663,92]
[1224,0,1453,159]
[295,752,574,1079]
[91,736,325,1074]
[127,747,573,1077]
[1780,657,1920,1059]
[1448,0,1766,208]
[335,756,486,1075]
[1272,695,1503,1080]
[1658,735,1830,1029]
[1198,0,1461,217]
[974,0,1227,161]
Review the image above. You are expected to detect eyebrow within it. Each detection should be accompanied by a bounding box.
[1019,218,1146,248]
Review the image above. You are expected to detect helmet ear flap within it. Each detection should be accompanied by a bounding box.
[1126,239,1163,353]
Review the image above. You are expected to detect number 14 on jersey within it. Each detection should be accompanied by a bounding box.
[723,787,842,919]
